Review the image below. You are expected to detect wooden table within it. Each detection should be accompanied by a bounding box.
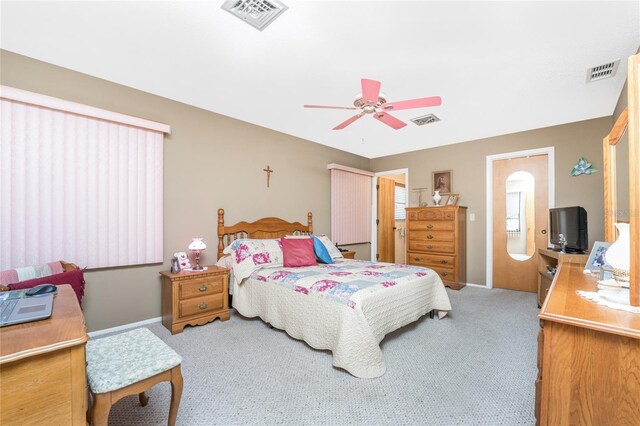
[0,285,88,425]
[536,263,640,425]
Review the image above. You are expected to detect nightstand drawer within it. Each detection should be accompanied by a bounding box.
[179,294,224,318]
[408,220,455,232]
[179,276,224,300]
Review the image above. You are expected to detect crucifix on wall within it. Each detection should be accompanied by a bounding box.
[263,165,273,188]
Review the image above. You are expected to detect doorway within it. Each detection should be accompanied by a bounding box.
[486,148,555,289]
[371,169,409,263]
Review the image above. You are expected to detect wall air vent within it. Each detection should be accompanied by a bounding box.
[586,60,620,83]
[221,0,288,31]
[411,114,440,126]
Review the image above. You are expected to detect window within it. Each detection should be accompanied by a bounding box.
[506,191,521,233]
[0,86,170,269]
[328,164,373,245]
[394,183,406,220]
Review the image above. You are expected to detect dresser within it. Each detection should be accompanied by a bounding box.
[405,206,467,290]
[160,266,230,334]
[0,285,88,425]
[536,263,640,425]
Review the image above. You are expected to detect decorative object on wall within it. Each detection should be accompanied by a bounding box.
[570,157,598,176]
[446,194,460,206]
[263,165,274,188]
[604,223,630,283]
[432,170,452,195]
[433,190,442,206]
[188,238,207,271]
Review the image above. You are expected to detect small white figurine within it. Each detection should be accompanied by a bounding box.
[174,252,191,270]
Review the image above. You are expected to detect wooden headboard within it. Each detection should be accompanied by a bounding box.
[217,209,313,259]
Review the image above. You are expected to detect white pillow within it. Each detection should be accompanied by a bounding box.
[316,235,343,259]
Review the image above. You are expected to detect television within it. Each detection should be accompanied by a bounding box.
[549,206,588,253]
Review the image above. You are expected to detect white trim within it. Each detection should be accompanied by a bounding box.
[0,85,171,134]
[327,163,374,177]
[486,147,555,288]
[465,282,489,288]
[88,316,162,338]
[371,168,409,261]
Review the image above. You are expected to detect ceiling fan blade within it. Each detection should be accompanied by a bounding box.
[381,96,442,111]
[361,79,382,105]
[304,104,357,110]
[333,113,365,130]
[373,112,407,129]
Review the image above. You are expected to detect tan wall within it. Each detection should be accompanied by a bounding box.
[372,118,612,285]
[0,50,370,331]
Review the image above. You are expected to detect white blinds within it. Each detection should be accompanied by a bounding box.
[0,86,169,269]
[328,164,373,245]
[394,184,406,220]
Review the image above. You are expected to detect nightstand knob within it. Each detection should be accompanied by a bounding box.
[198,285,208,292]
[427,235,434,239]
[440,260,448,264]
[426,224,433,229]
[198,302,208,310]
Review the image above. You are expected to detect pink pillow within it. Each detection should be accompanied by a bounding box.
[281,238,317,267]
[8,269,85,305]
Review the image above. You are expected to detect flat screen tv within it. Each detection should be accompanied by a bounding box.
[549,206,588,253]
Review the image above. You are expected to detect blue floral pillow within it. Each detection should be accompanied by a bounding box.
[311,234,334,264]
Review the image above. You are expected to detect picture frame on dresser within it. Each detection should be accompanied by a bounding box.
[446,194,459,206]
[432,170,452,195]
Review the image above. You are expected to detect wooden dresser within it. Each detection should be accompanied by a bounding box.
[536,263,640,425]
[0,285,88,425]
[160,266,230,334]
[536,248,588,307]
[405,206,467,290]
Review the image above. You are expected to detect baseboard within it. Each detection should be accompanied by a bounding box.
[465,282,488,288]
[88,316,162,338]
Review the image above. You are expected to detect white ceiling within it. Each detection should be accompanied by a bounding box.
[1,1,638,158]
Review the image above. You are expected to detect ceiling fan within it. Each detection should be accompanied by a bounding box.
[304,78,442,130]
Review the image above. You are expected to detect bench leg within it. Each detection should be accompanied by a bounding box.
[168,365,183,426]
[139,392,149,407]
[90,393,112,426]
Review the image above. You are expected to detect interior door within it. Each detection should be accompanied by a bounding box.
[377,176,395,262]
[493,154,548,292]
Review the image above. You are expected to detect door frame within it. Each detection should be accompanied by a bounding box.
[486,147,555,288]
[370,168,409,261]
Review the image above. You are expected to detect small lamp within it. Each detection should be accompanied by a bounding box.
[188,238,206,271]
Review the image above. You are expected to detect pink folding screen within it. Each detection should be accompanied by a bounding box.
[328,164,373,245]
[0,86,170,270]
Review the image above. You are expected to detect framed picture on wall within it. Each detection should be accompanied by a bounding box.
[432,170,452,195]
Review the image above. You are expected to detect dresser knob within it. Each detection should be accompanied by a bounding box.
[427,245,433,249]
[198,302,208,310]
[441,272,448,277]
[198,285,208,292]
[414,257,421,262]
[440,260,448,264]
[427,235,434,239]
[426,224,433,229]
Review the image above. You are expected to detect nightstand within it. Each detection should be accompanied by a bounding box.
[160,266,230,334]
[342,251,356,259]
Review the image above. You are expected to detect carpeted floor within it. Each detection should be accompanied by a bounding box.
[106,286,538,425]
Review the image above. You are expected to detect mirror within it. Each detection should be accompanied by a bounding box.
[603,108,628,241]
[506,171,536,261]
[616,127,630,223]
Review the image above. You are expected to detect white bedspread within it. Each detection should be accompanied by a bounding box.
[231,260,451,378]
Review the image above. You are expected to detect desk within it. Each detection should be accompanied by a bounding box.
[0,285,88,425]
[536,263,640,424]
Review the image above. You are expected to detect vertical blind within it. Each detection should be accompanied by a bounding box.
[394,184,406,220]
[0,86,170,270]
[328,164,373,245]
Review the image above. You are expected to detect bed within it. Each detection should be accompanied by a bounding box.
[216,209,451,378]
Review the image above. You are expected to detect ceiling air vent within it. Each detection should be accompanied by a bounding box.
[586,60,620,83]
[411,114,440,126]
[221,0,288,31]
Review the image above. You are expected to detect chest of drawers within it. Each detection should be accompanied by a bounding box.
[406,206,467,290]
[160,266,230,334]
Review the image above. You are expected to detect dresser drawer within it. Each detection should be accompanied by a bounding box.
[430,265,456,281]
[179,293,224,319]
[408,230,455,243]
[179,275,224,300]
[407,253,456,268]
[408,209,455,221]
[408,220,455,232]
[408,239,455,254]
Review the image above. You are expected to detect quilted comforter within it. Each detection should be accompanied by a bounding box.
[232,259,451,378]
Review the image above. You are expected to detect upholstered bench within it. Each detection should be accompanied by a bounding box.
[86,327,183,426]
